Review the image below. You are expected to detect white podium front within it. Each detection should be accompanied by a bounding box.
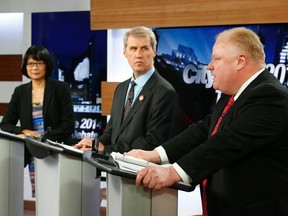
[0,130,25,216]
[107,174,178,216]
[25,137,101,216]
[83,150,194,216]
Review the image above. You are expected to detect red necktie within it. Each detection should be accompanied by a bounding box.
[202,96,235,216]
[123,81,136,120]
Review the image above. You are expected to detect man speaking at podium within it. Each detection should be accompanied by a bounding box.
[127,27,288,216]
[75,26,178,153]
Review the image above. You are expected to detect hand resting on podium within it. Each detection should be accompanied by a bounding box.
[19,129,42,138]
[111,152,158,172]
[125,149,161,164]
[125,149,182,191]
[74,138,105,151]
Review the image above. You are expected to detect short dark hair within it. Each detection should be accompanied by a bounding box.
[21,45,54,79]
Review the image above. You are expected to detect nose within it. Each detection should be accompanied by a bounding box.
[135,49,143,57]
[207,61,213,71]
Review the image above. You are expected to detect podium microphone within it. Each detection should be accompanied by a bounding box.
[41,126,52,142]
[92,138,109,159]
[91,138,110,179]
[92,138,99,153]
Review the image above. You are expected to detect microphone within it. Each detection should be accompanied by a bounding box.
[92,138,99,153]
[91,138,110,179]
[41,126,52,142]
[91,138,109,159]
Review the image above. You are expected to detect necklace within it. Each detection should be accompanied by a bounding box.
[32,89,44,102]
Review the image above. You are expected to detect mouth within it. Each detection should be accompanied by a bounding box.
[30,73,42,77]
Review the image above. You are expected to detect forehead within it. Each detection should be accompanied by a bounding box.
[126,36,151,47]
[27,56,40,62]
[212,42,224,57]
[212,38,233,56]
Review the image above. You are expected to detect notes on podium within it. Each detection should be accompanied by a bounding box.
[25,137,83,159]
[111,152,157,172]
[83,150,194,192]
[46,139,83,156]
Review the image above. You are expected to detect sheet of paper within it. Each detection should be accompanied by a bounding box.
[46,139,83,154]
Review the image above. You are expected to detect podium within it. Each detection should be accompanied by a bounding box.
[25,137,101,216]
[0,130,25,216]
[83,150,194,216]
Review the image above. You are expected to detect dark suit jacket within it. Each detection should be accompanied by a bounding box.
[0,78,74,166]
[162,69,288,216]
[99,71,178,153]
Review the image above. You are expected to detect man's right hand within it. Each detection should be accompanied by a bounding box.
[125,149,161,164]
[74,138,93,150]
[74,138,105,151]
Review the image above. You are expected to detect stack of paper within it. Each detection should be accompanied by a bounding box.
[111,152,155,173]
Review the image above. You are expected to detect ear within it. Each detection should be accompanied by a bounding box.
[237,54,246,70]
[123,48,127,58]
[153,48,157,57]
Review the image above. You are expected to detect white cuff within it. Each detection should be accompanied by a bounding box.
[155,146,169,164]
[172,163,192,184]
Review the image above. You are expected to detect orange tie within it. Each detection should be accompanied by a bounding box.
[202,96,235,216]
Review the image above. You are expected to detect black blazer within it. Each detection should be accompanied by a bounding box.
[0,79,74,165]
[162,69,288,216]
[99,71,178,153]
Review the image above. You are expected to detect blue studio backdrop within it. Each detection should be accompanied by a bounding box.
[31,12,288,138]
[32,11,107,142]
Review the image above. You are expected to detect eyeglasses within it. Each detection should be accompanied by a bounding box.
[26,61,45,68]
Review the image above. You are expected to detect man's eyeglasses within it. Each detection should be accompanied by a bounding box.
[26,61,45,68]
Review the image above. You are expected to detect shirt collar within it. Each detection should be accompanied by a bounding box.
[234,68,265,101]
[131,67,155,88]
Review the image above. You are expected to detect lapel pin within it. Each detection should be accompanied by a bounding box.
[139,95,144,101]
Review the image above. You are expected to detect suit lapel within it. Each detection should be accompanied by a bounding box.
[210,69,270,135]
[42,79,53,120]
[234,69,268,105]
[113,80,129,134]
[23,82,33,127]
[210,95,231,135]
[119,72,158,131]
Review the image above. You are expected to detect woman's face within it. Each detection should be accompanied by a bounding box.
[26,57,46,80]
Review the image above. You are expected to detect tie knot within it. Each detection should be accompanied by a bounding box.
[130,80,136,87]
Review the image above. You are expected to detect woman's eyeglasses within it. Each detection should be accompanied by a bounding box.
[26,61,45,68]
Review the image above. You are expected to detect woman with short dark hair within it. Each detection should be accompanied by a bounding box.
[0,45,74,197]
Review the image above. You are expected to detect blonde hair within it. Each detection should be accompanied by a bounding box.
[123,26,157,49]
[217,27,266,67]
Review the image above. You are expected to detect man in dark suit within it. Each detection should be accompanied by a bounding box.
[76,26,178,153]
[127,27,288,216]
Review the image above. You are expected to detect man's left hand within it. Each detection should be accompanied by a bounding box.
[136,165,182,191]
